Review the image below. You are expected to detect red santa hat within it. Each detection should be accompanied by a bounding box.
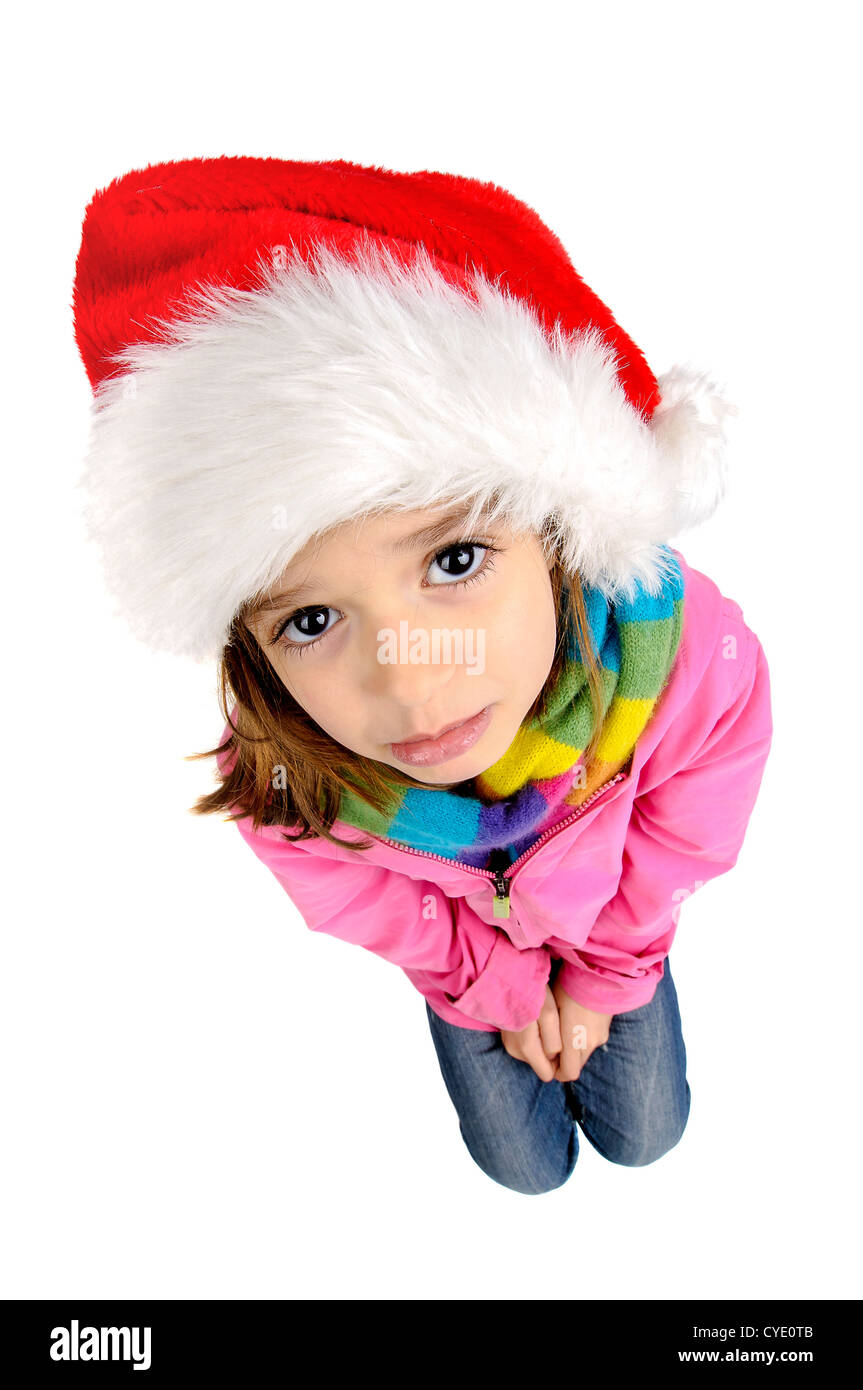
[72,154,735,663]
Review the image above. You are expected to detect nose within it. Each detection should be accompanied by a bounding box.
[359,611,458,708]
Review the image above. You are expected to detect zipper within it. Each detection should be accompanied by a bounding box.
[372,767,629,920]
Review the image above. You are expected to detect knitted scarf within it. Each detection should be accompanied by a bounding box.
[335,546,685,868]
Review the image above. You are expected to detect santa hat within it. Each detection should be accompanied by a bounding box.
[72,155,736,663]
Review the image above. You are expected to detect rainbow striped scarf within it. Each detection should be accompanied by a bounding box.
[336,546,685,867]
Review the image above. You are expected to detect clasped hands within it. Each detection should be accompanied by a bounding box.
[500,972,612,1084]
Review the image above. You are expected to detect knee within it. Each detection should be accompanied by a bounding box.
[469,1135,578,1195]
[613,1126,687,1167]
[483,1165,574,1195]
[609,1086,691,1168]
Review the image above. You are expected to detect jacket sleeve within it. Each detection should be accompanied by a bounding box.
[553,616,773,1016]
[232,820,551,1031]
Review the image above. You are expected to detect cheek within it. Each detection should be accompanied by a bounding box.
[512,576,558,660]
[283,670,359,734]
[275,664,321,715]
[536,614,558,680]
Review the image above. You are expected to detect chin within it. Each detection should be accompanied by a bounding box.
[407,748,500,787]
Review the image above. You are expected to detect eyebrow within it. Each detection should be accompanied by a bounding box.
[251,504,490,619]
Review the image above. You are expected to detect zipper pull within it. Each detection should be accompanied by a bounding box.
[491,867,511,922]
[487,850,512,919]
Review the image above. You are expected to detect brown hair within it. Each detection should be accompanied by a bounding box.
[187,528,607,850]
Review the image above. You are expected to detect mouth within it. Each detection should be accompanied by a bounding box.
[389,705,492,767]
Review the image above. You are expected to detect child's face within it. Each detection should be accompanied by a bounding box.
[245,506,558,786]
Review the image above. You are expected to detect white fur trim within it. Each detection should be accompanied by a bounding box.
[76,238,733,661]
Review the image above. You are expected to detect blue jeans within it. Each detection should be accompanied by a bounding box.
[425,956,691,1194]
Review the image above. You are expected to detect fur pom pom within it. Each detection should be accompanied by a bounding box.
[652,365,738,530]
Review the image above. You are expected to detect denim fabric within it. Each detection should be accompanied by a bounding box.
[425,956,691,1194]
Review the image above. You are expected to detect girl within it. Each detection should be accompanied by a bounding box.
[73,155,773,1195]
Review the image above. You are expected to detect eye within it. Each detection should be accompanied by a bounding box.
[273,604,340,657]
[271,538,502,657]
[425,541,495,587]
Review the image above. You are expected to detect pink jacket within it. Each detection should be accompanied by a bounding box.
[216,549,773,1033]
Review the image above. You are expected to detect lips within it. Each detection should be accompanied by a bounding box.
[396,712,480,745]
[389,705,492,767]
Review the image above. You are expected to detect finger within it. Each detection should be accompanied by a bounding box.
[553,1048,588,1083]
[538,998,562,1061]
[524,1033,557,1083]
[501,1032,539,1071]
[559,1036,603,1080]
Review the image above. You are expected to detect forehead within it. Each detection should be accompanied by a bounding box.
[248,502,505,625]
[321,502,492,554]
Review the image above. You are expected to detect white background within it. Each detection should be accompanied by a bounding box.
[2,0,859,1301]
